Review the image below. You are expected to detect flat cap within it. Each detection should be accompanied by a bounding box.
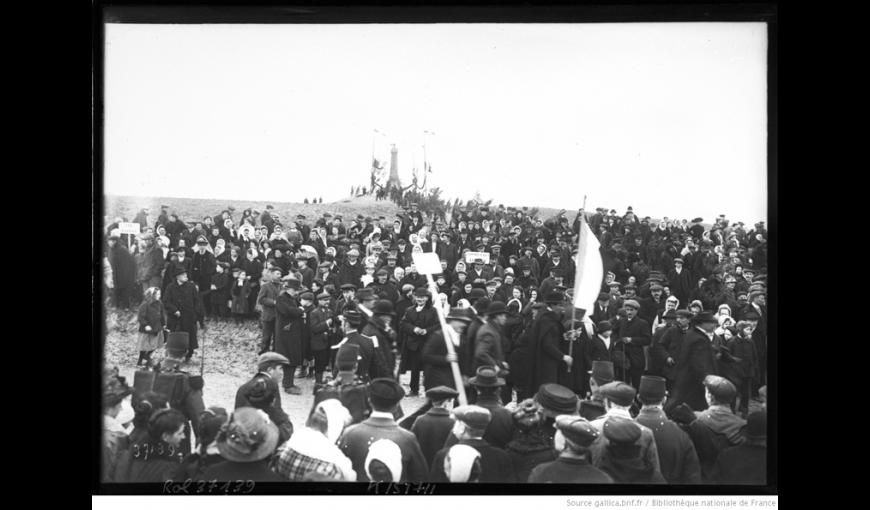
[703,375,737,403]
[425,385,459,401]
[622,299,640,310]
[340,283,357,291]
[599,381,637,406]
[355,287,376,301]
[256,352,290,371]
[316,291,331,301]
[555,415,599,448]
[535,383,579,417]
[603,416,642,444]
[299,291,315,301]
[452,405,492,430]
[368,378,405,408]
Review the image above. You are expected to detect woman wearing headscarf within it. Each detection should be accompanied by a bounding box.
[365,439,404,483]
[136,287,167,367]
[272,399,355,481]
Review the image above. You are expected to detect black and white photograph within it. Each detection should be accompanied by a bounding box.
[94,3,777,503]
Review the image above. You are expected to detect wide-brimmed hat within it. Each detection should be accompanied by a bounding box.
[469,366,505,387]
[216,407,279,463]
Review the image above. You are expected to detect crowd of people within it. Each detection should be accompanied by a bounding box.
[102,199,769,485]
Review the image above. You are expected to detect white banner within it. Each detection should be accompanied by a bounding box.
[572,217,603,312]
[118,222,141,235]
[464,251,490,264]
[412,252,443,275]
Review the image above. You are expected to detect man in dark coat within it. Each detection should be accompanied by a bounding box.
[256,267,283,354]
[648,309,678,377]
[419,303,464,389]
[190,237,217,315]
[163,267,205,362]
[410,386,459,468]
[308,292,338,384]
[667,258,694,306]
[634,376,701,484]
[639,283,667,324]
[334,308,381,383]
[429,405,516,483]
[313,343,372,425]
[711,410,766,484]
[473,301,510,374]
[234,352,295,445]
[737,292,767,387]
[399,288,439,396]
[362,299,400,380]
[665,311,719,414]
[108,235,138,308]
[338,249,366,287]
[657,310,691,391]
[338,378,429,481]
[590,292,617,324]
[459,367,516,449]
[136,234,166,291]
[526,295,573,394]
[612,299,651,389]
[528,415,613,483]
[274,276,305,395]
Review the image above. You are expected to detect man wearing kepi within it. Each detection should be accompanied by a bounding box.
[338,378,428,482]
[162,266,205,363]
[527,416,614,483]
[634,375,701,484]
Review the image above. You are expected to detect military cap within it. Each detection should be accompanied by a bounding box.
[340,283,357,292]
[469,366,505,387]
[368,378,405,408]
[356,288,376,301]
[452,405,492,430]
[336,343,361,370]
[535,383,579,417]
[599,381,637,406]
[425,385,459,401]
[256,352,290,371]
[588,360,615,384]
[622,299,640,310]
[603,416,642,445]
[299,291,315,302]
[638,375,667,403]
[703,375,737,403]
[555,415,599,448]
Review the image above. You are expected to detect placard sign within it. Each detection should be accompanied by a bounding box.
[119,222,141,235]
[412,252,443,275]
[464,251,490,264]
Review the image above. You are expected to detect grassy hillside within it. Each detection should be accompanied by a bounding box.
[103,194,570,227]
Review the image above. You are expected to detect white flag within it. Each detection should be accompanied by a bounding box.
[572,216,604,312]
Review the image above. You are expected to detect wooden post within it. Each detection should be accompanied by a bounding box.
[424,273,468,406]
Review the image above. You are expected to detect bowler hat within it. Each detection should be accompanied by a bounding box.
[555,415,599,448]
[256,352,290,371]
[373,299,395,316]
[368,378,405,408]
[535,383,579,418]
[703,375,737,403]
[452,405,492,430]
[447,307,473,323]
[638,375,667,403]
[588,360,615,384]
[216,407,279,463]
[425,385,459,401]
[599,381,637,406]
[485,301,507,317]
[469,366,505,387]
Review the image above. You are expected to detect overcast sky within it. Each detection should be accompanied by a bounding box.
[104,23,768,224]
